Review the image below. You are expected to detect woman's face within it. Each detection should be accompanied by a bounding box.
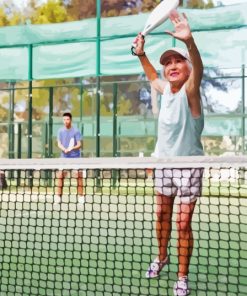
[163,54,191,84]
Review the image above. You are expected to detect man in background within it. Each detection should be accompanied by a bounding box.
[56,112,84,203]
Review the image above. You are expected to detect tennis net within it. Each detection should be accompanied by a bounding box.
[0,156,246,296]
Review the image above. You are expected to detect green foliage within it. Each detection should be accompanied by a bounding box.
[0,8,10,26]
[82,90,94,116]
[141,0,160,13]
[31,0,71,24]
[0,0,215,28]
[117,95,132,115]
[8,13,24,26]
[0,106,8,121]
[0,0,24,26]
[187,0,214,9]
[0,0,215,121]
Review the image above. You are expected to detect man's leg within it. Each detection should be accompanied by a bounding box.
[77,170,83,196]
[56,170,64,198]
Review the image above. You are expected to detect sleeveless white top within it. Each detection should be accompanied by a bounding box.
[153,83,204,157]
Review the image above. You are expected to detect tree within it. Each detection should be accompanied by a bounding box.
[66,0,96,20]
[186,0,214,9]
[8,12,23,26]
[0,8,9,26]
[31,0,71,24]
[141,0,160,13]
[201,68,236,114]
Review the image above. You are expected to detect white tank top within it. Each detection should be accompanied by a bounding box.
[153,84,204,157]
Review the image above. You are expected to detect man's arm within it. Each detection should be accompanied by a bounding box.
[58,140,67,153]
[67,130,82,153]
[57,131,66,153]
[68,140,81,152]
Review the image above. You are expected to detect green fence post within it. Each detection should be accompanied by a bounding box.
[95,0,101,191]
[49,87,54,158]
[113,83,118,157]
[96,0,101,158]
[43,122,49,185]
[17,123,22,186]
[80,83,83,123]
[44,122,48,157]
[242,64,246,154]
[46,87,54,186]
[17,123,22,159]
[172,37,176,47]
[8,81,15,159]
[27,44,33,187]
[27,45,33,159]
[112,82,118,188]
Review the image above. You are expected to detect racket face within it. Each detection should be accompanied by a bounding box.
[68,138,75,149]
[142,0,179,36]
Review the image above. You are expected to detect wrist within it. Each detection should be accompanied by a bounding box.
[185,37,194,50]
[137,51,146,57]
[131,45,145,57]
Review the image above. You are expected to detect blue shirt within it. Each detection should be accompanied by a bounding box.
[57,126,82,158]
[153,84,204,157]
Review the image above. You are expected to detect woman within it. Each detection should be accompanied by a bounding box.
[134,10,204,296]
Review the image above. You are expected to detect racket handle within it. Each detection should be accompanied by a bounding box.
[131,34,145,56]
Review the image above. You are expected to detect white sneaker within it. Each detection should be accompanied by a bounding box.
[145,257,169,278]
[173,276,190,296]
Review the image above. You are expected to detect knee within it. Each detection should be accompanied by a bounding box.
[156,206,163,221]
[156,205,171,222]
[176,220,192,233]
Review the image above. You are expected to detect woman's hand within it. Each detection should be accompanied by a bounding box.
[166,10,192,42]
[133,33,145,56]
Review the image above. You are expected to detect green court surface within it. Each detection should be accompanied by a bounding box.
[0,180,246,296]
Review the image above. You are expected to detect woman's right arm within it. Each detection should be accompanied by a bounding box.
[135,33,166,94]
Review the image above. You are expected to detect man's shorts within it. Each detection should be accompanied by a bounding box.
[154,168,204,204]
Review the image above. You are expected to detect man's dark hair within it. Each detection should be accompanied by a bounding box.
[63,112,72,119]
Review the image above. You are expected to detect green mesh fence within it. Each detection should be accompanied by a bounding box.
[0,157,246,296]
